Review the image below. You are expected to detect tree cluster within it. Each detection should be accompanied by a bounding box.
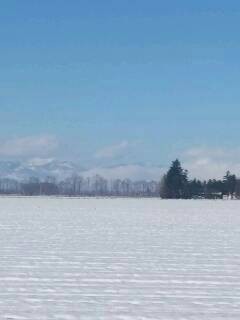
[160,159,238,199]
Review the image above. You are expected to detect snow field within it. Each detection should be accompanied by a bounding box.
[0,198,239,319]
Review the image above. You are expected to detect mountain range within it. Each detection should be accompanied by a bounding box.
[0,159,163,181]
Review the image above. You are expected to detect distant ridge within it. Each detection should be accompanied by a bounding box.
[0,159,81,181]
[0,159,163,181]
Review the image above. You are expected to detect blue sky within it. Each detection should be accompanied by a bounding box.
[0,1,240,178]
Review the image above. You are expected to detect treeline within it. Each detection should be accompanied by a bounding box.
[0,159,239,199]
[160,159,240,199]
[0,175,160,197]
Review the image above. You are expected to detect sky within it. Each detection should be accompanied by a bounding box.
[0,0,240,179]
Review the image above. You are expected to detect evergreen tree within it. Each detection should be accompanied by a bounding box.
[189,179,203,197]
[159,174,169,198]
[223,171,236,198]
[205,179,224,198]
[160,159,189,199]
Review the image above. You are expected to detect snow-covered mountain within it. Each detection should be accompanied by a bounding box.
[0,159,82,181]
[0,159,164,181]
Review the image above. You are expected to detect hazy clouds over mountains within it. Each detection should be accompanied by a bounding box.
[0,159,164,182]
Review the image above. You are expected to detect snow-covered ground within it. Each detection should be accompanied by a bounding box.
[0,197,240,320]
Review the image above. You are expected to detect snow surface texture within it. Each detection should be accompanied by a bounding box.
[0,198,239,320]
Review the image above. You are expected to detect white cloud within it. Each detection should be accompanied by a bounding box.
[182,146,240,180]
[91,145,240,181]
[82,164,164,181]
[95,141,130,159]
[0,135,58,158]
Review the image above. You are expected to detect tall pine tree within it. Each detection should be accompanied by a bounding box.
[223,171,236,198]
[160,159,190,199]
